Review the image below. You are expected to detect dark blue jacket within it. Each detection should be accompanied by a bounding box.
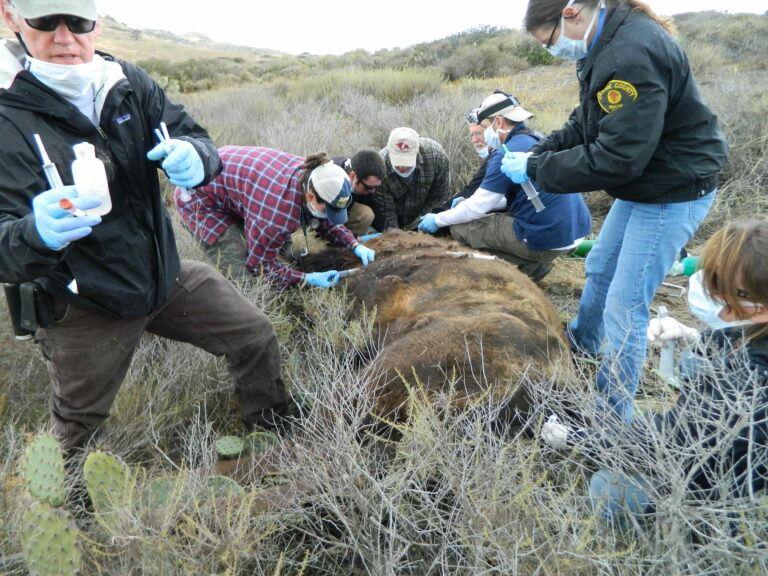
[527,4,728,203]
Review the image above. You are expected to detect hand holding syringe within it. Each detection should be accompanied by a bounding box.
[501,143,545,212]
[34,133,65,190]
[153,122,193,202]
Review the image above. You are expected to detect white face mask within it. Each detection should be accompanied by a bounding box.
[547,0,603,61]
[305,198,327,220]
[687,270,754,330]
[484,125,501,151]
[395,166,415,179]
[476,146,490,160]
[26,55,103,99]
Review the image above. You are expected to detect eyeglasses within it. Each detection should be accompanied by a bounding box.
[25,14,96,34]
[359,180,381,193]
[543,21,559,49]
[465,110,479,124]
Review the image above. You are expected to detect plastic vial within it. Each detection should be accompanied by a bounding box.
[656,305,677,384]
[71,142,111,216]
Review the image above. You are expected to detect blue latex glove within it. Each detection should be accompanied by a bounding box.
[353,244,375,266]
[358,232,382,243]
[147,139,204,188]
[450,196,466,209]
[32,186,103,250]
[304,270,339,289]
[417,213,440,234]
[501,151,533,184]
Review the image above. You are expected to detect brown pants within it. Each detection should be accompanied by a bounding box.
[35,260,287,451]
[201,221,250,279]
[345,202,375,237]
[450,213,571,281]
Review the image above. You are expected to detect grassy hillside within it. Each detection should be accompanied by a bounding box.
[0,14,278,62]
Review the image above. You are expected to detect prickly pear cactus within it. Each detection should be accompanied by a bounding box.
[22,434,66,507]
[21,502,81,576]
[205,475,245,498]
[83,451,131,514]
[142,476,179,511]
[245,430,279,454]
[215,436,245,460]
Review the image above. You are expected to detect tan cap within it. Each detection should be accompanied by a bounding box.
[386,127,420,168]
[11,0,97,19]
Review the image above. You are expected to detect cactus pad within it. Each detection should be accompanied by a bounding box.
[21,502,81,576]
[244,430,280,454]
[205,475,245,499]
[83,451,131,514]
[142,476,179,511]
[215,436,245,459]
[22,433,66,507]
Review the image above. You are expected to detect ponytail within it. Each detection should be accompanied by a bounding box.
[610,0,677,35]
[301,153,330,190]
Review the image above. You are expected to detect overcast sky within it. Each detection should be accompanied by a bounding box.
[96,0,766,55]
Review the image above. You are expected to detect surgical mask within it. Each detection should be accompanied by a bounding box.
[687,270,754,330]
[476,146,490,160]
[305,199,327,220]
[484,125,501,151]
[26,55,104,99]
[395,166,415,179]
[547,0,603,61]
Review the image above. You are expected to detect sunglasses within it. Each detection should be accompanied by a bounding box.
[359,180,381,193]
[25,14,96,34]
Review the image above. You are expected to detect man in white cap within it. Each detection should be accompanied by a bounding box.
[0,0,297,456]
[175,147,375,287]
[417,90,592,282]
[377,126,451,231]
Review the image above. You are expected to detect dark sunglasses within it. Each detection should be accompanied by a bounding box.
[359,180,381,193]
[25,14,96,34]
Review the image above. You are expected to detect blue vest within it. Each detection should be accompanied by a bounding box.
[480,126,591,250]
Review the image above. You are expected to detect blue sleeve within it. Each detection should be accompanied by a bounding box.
[478,152,511,195]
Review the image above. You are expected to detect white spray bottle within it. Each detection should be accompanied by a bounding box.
[71,142,112,216]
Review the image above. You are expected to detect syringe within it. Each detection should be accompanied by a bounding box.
[502,143,545,212]
[158,122,193,202]
[33,134,64,190]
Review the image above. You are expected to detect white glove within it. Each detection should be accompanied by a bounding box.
[541,414,571,450]
[647,316,699,343]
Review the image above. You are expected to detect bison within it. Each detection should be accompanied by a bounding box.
[298,230,571,428]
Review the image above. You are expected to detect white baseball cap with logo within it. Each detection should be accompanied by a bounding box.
[386,127,420,168]
[308,162,353,225]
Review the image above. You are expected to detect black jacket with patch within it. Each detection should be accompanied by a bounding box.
[528,4,728,203]
[0,53,221,318]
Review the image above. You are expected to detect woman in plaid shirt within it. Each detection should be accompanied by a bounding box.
[175,146,375,288]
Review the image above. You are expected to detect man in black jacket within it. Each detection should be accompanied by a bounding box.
[0,0,290,452]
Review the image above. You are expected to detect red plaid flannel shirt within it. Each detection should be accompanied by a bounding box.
[176,146,357,288]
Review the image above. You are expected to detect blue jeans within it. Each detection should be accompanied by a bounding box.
[589,470,653,525]
[568,193,716,422]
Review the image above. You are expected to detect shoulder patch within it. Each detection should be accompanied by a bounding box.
[597,80,638,114]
